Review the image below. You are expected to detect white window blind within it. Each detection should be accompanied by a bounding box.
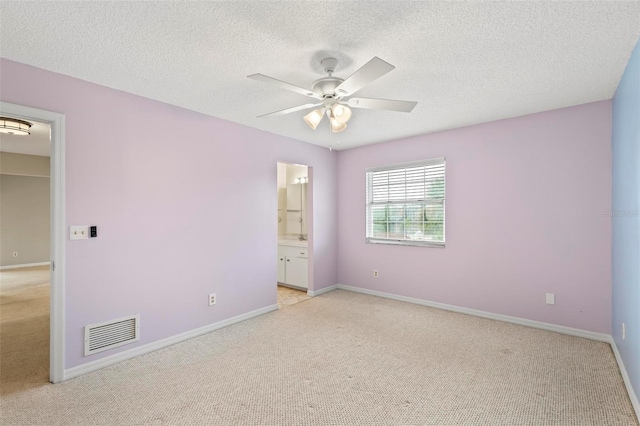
[366,157,445,247]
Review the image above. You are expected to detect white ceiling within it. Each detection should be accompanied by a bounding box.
[1,1,639,151]
[0,120,51,157]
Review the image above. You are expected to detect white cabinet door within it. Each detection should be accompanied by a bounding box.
[277,255,286,283]
[285,256,308,289]
[286,184,301,210]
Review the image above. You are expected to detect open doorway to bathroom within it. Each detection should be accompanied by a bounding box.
[276,162,311,309]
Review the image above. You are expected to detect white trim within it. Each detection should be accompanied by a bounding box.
[609,338,640,420]
[0,102,65,384]
[366,158,446,248]
[0,261,51,270]
[64,304,278,381]
[307,284,338,297]
[335,284,611,342]
[366,156,446,173]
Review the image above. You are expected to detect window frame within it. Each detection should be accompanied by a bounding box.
[365,157,446,248]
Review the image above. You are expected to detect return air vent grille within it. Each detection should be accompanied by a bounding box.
[84,314,140,356]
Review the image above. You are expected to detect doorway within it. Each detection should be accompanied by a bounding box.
[0,102,65,385]
[276,162,311,309]
[0,118,51,393]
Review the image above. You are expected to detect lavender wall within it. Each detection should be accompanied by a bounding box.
[0,59,338,369]
[337,101,612,333]
[612,38,640,400]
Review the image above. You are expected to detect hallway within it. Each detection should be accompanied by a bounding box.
[0,265,50,395]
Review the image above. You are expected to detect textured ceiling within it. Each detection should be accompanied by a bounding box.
[1,1,639,150]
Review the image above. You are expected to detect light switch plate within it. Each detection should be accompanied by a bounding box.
[70,225,89,240]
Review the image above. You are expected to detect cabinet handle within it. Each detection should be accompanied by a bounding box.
[287,259,290,262]
[280,258,283,261]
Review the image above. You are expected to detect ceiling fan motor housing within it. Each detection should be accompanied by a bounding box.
[312,77,345,97]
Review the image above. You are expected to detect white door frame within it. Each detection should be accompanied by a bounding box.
[0,102,65,383]
[276,161,313,293]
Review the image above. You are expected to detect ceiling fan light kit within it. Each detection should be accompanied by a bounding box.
[0,117,32,136]
[303,108,326,130]
[249,56,417,136]
[331,104,352,124]
[329,114,347,133]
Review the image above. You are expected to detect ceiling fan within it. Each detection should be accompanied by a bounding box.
[248,57,417,133]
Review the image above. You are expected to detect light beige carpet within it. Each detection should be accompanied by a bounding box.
[0,266,50,295]
[0,266,50,396]
[1,289,637,425]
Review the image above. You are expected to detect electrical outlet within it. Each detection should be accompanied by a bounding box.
[622,323,626,340]
[545,293,555,305]
[12,251,18,257]
[373,269,379,278]
[208,293,217,306]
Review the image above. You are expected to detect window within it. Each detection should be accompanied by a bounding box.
[366,157,445,247]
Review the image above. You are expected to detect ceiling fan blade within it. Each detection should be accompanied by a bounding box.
[248,74,322,100]
[334,57,395,97]
[346,97,417,113]
[257,103,323,118]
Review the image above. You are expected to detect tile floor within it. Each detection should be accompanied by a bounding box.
[277,285,311,309]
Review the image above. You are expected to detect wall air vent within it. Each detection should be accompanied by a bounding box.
[84,314,140,356]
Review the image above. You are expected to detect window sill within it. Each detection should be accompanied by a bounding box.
[365,238,445,248]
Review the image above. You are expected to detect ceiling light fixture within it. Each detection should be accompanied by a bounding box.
[331,104,352,124]
[303,108,326,130]
[330,120,347,133]
[0,117,32,136]
[328,109,347,133]
[303,104,351,133]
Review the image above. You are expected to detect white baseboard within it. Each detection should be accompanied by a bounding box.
[64,304,278,381]
[609,338,640,420]
[0,261,50,270]
[278,283,307,292]
[335,284,610,342]
[307,284,338,297]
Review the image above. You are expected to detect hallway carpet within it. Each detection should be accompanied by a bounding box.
[0,265,50,396]
[1,289,637,425]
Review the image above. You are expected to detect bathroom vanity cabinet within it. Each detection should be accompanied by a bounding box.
[277,243,308,289]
